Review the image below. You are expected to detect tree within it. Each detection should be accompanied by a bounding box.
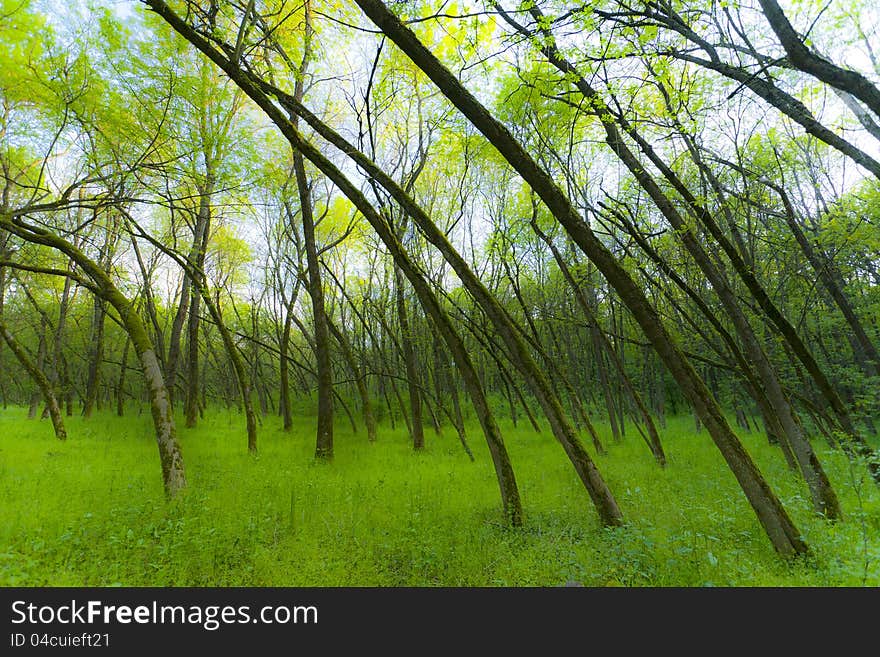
[351,0,806,555]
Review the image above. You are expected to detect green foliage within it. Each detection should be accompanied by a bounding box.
[1,409,877,586]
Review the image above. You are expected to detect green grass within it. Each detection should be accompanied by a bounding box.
[1,405,878,586]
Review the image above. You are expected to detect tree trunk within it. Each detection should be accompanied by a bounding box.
[134,336,187,497]
[328,316,377,443]
[204,288,258,453]
[49,269,73,410]
[395,265,424,450]
[117,335,130,417]
[291,1,332,460]
[166,275,190,406]
[1,320,66,440]
[185,177,213,428]
[131,236,166,368]
[279,307,295,431]
[297,158,334,460]
[184,285,201,427]
[757,0,880,119]
[82,295,106,418]
[27,324,47,419]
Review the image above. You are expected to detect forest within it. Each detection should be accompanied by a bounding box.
[0,0,878,587]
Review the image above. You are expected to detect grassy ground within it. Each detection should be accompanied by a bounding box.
[1,405,878,586]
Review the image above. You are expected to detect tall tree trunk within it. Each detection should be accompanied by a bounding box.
[117,335,130,417]
[279,305,295,431]
[126,310,187,497]
[184,288,201,427]
[131,236,166,368]
[202,288,258,453]
[27,322,47,419]
[82,296,106,418]
[291,0,332,460]
[83,216,120,417]
[166,276,190,406]
[594,330,620,441]
[185,176,214,428]
[295,156,333,460]
[388,367,412,436]
[51,269,73,414]
[394,264,424,450]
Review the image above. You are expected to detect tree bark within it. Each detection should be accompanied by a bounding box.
[50,268,73,414]
[394,264,424,450]
[757,0,880,119]
[279,302,295,431]
[291,0,333,460]
[117,335,130,416]
[185,177,213,428]
[82,295,106,418]
[27,320,47,419]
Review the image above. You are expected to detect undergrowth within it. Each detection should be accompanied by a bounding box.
[1,406,877,586]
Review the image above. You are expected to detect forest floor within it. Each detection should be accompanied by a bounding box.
[1,406,878,586]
